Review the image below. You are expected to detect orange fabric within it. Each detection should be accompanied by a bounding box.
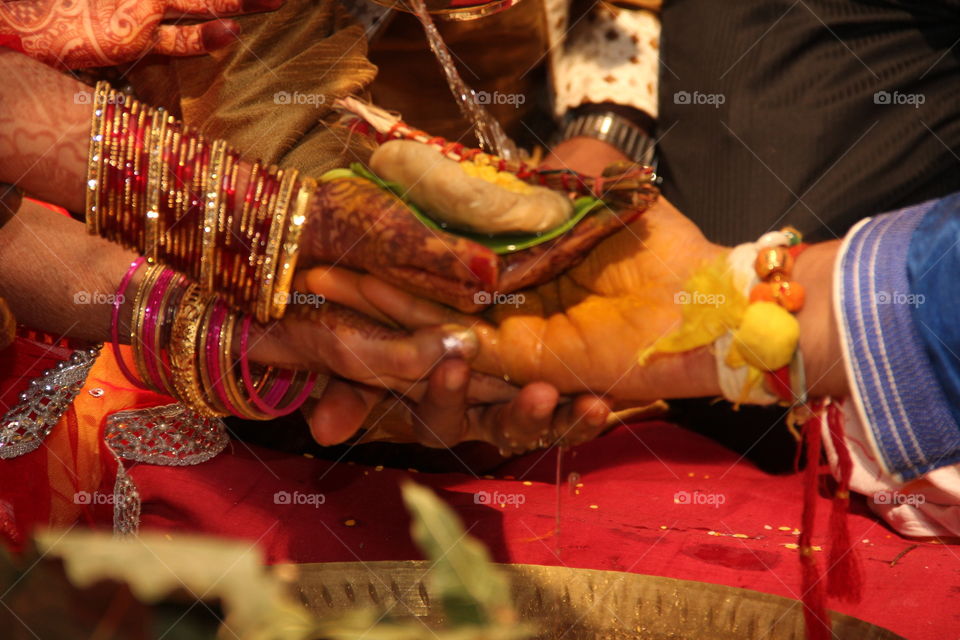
[42,347,174,527]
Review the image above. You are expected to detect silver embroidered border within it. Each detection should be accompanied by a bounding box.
[106,403,229,535]
[0,347,101,459]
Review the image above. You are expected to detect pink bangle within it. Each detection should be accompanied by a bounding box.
[140,268,175,391]
[206,300,246,416]
[239,315,316,416]
[111,257,151,389]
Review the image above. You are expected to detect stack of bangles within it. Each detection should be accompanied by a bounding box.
[86,81,318,417]
[84,81,314,323]
[111,258,317,418]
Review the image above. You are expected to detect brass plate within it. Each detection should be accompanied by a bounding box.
[289,561,904,639]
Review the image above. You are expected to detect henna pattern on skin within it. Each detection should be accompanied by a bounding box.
[0,51,88,207]
[0,0,278,69]
[305,177,500,313]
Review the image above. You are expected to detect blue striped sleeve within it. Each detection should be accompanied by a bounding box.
[836,198,960,481]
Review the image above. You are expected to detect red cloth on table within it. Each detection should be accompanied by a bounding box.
[129,420,960,640]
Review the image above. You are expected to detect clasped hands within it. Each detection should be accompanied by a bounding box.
[249,138,726,455]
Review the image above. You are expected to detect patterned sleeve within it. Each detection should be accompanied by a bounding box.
[834,195,960,482]
[544,0,660,120]
[828,194,960,536]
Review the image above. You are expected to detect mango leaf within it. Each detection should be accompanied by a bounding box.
[339,164,605,255]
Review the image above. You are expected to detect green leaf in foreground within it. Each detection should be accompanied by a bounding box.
[402,482,528,633]
[324,164,605,255]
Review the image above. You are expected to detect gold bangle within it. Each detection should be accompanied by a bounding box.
[105,96,123,242]
[144,109,168,263]
[270,176,315,319]
[201,139,228,294]
[169,284,227,417]
[117,104,132,246]
[152,271,185,396]
[84,82,111,236]
[243,166,270,309]
[132,104,150,251]
[257,167,299,323]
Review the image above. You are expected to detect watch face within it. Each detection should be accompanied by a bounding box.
[366,0,525,21]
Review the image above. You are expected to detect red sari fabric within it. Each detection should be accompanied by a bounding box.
[129,420,959,640]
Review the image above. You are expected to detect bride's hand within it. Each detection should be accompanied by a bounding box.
[0,0,283,69]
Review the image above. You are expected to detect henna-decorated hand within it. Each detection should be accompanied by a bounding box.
[0,0,284,69]
[300,175,652,314]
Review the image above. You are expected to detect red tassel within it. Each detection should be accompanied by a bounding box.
[825,400,864,602]
[800,401,832,640]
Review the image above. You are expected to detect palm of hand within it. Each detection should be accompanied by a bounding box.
[472,198,724,401]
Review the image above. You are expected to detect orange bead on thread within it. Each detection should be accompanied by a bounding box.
[775,281,806,312]
[750,282,777,303]
[755,246,794,280]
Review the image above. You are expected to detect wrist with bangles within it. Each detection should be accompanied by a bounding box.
[86,81,319,418]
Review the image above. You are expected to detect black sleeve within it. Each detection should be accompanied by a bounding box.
[657,0,960,245]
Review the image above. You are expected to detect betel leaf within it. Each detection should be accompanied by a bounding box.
[320,164,606,255]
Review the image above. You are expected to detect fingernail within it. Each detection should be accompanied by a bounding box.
[587,409,606,428]
[444,366,467,391]
[532,401,553,420]
[440,324,478,359]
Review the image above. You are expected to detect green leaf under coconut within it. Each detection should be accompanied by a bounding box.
[324,164,605,255]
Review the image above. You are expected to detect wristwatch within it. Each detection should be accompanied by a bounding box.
[558,109,657,166]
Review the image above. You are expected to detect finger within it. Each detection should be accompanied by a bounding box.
[554,394,612,446]
[466,382,559,455]
[501,382,560,452]
[152,20,241,57]
[309,304,479,384]
[304,381,383,446]
[356,273,470,328]
[245,304,477,387]
[296,267,396,327]
[165,0,283,18]
[410,359,471,448]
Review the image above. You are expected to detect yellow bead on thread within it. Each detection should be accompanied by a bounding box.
[732,301,799,371]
